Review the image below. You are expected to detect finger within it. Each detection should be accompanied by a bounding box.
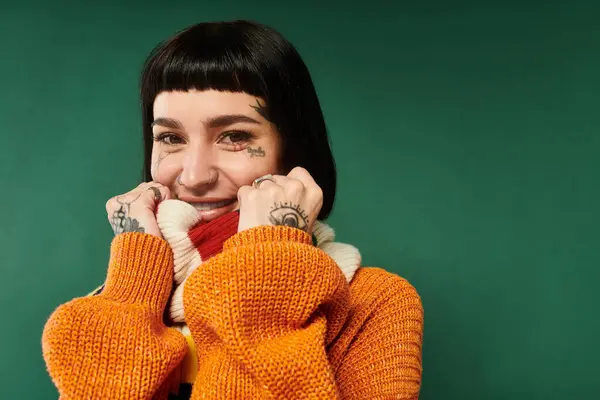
[254,177,279,189]
[251,173,286,191]
[262,174,307,197]
[255,174,293,187]
[286,166,317,188]
[153,185,172,203]
[136,181,157,190]
[273,175,305,195]
[143,181,171,199]
[138,182,170,207]
[140,181,164,188]
[147,186,163,202]
[286,168,322,201]
[237,185,254,203]
[139,181,167,189]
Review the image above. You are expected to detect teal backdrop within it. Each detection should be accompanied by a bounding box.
[1,1,598,398]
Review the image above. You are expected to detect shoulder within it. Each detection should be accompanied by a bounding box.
[348,267,423,316]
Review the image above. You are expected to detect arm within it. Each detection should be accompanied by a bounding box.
[336,271,424,399]
[183,225,350,398]
[42,233,187,400]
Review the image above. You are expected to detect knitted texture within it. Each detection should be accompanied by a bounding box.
[41,233,188,399]
[156,202,364,394]
[42,226,424,399]
[187,210,239,260]
[156,199,362,324]
[157,205,240,323]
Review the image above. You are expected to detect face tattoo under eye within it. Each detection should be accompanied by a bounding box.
[151,151,170,179]
[243,99,270,158]
[247,146,266,157]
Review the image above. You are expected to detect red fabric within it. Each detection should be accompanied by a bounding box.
[188,211,240,261]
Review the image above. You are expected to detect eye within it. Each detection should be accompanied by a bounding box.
[154,133,184,146]
[268,204,308,231]
[219,131,253,145]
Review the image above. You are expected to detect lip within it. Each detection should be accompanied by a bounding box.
[178,196,238,222]
[177,196,235,203]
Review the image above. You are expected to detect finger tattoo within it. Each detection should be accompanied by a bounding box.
[148,186,162,202]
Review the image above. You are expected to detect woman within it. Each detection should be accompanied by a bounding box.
[42,20,423,399]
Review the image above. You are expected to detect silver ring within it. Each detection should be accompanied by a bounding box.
[253,174,275,188]
[148,186,162,202]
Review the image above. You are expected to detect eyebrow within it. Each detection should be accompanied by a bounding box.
[151,117,184,130]
[205,114,261,128]
[151,114,261,130]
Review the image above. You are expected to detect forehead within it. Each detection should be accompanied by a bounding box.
[153,89,261,118]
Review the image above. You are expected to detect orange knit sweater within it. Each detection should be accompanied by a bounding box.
[42,226,423,399]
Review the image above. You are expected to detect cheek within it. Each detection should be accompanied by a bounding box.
[219,149,280,186]
[151,151,182,187]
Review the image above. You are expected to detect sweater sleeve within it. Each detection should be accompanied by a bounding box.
[335,270,424,399]
[42,233,188,400]
[183,225,351,399]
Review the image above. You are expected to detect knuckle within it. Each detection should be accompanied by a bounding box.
[286,180,305,194]
[291,166,307,175]
[312,185,324,198]
[284,183,306,198]
[237,185,252,199]
[265,184,282,196]
[305,188,323,208]
[105,197,116,211]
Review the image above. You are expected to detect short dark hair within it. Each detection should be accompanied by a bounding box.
[139,20,336,220]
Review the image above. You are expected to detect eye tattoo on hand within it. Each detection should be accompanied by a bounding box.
[269,202,309,232]
[110,193,145,235]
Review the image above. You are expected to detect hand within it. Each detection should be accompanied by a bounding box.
[105,182,172,238]
[237,167,323,234]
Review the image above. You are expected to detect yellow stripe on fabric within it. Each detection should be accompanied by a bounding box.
[87,284,104,297]
[179,326,198,384]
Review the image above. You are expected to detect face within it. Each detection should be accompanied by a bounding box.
[150,89,282,222]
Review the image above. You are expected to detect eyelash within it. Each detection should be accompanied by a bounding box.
[153,131,254,148]
[153,133,183,146]
[219,131,254,147]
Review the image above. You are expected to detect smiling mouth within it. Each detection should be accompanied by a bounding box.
[188,199,236,211]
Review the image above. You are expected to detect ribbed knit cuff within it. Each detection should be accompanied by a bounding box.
[101,232,174,314]
[189,210,240,259]
[224,225,311,250]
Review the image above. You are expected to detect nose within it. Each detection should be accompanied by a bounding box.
[178,145,217,189]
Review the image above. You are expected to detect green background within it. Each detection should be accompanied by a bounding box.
[1,1,598,398]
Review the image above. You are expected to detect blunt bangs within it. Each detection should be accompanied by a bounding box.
[141,22,271,103]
